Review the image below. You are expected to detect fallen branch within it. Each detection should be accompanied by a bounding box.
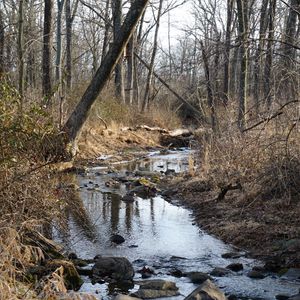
[243,100,299,132]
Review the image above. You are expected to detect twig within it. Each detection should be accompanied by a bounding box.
[243,100,299,132]
[216,182,243,201]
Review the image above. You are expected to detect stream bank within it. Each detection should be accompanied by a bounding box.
[52,148,299,300]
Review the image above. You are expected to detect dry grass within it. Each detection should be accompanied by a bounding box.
[199,101,300,205]
[0,82,71,299]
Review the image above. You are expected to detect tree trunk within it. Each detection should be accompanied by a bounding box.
[18,0,25,105]
[113,0,125,102]
[101,0,111,65]
[126,33,135,105]
[264,0,276,108]
[55,0,65,82]
[42,0,53,102]
[236,0,248,131]
[65,0,72,90]
[62,0,149,145]
[142,0,163,112]
[253,0,268,114]
[0,10,4,77]
[200,41,216,132]
[222,0,234,104]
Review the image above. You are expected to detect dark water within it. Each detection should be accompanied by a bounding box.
[54,150,299,300]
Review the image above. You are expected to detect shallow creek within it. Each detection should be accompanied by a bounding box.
[54,149,299,300]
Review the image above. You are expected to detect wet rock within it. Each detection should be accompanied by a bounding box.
[264,257,283,272]
[170,255,187,261]
[247,270,265,279]
[68,252,78,260]
[227,295,238,300]
[76,266,93,277]
[132,289,179,299]
[129,185,157,198]
[45,259,83,290]
[165,169,176,176]
[132,280,179,299]
[281,268,300,280]
[276,295,291,300]
[138,266,155,279]
[137,279,178,291]
[135,170,160,177]
[114,295,142,300]
[186,272,212,284]
[169,268,184,278]
[221,252,242,259]
[184,279,226,300]
[128,245,138,248]
[226,263,243,272]
[210,267,231,277]
[53,292,97,300]
[92,257,134,283]
[289,294,300,300]
[111,234,125,244]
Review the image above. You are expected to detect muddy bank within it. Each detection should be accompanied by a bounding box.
[167,175,300,271]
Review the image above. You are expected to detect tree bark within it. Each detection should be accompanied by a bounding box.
[222,0,234,104]
[18,0,25,105]
[142,0,163,112]
[112,0,125,102]
[264,0,276,107]
[236,0,248,131]
[200,41,216,132]
[55,0,65,82]
[253,0,268,114]
[42,0,53,101]
[0,11,4,77]
[101,0,111,65]
[65,0,72,90]
[63,0,149,145]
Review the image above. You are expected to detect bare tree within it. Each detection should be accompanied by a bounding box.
[236,0,249,130]
[63,0,149,146]
[18,0,25,104]
[142,0,163,112]
[42,0,54,101]
[0,10,5,77]
[222,0,234,105]
[112,0,125,102]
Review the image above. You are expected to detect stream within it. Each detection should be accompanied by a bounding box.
[54,149,299,300]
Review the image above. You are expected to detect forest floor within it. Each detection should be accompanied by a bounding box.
[77,125,300,271]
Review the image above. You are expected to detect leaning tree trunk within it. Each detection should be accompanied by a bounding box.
[62,0,149,146]
[236,0,248,131]
[42,0,53,102]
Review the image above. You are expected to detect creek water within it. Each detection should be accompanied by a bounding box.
[54,149,299,300]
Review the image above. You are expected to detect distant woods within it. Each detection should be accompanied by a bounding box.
[0,0,299,135]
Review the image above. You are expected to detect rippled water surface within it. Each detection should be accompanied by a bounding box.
[54,150,299,300]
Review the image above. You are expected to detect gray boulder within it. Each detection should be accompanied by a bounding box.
[186,272,212,284]
[210,268,230,277]
[132,280,179,299]
[92,257,134,283]
[184,280,227,300]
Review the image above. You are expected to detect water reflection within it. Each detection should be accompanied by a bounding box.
[53,150,300,300]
